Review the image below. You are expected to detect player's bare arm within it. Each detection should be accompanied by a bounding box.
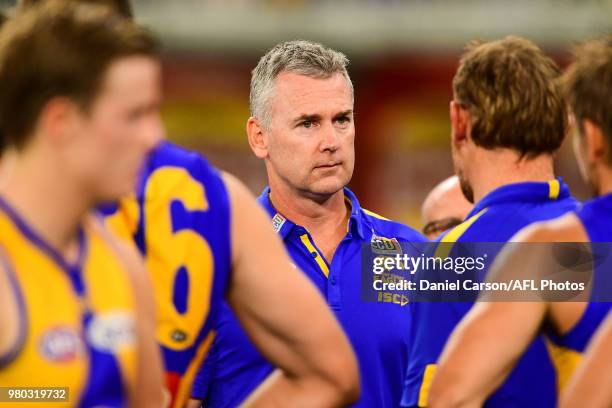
[560,311,612,408]
[428,300,547,408]
[222,172,360,407]
[429,214,588,408]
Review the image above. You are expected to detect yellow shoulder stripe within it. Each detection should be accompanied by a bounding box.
[363,208,389,221]
[435,209,488,259]
[440,209,487,244]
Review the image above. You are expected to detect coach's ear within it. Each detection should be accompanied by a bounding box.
[247,116,269,159]
[582,119,607,166]
[450,101,470,147]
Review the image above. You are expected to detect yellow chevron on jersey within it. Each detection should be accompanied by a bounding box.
[0,201,138,408]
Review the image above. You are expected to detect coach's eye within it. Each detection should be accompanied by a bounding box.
[301,120,313,129]
[335,116,350,126]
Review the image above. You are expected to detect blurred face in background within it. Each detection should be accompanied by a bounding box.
[260,72,355,199]
[571,115,592,189]
[571,116,611,197]
[421,175,473,239]
[63,56,163,202]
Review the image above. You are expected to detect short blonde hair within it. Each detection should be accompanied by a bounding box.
[562,36,612,162]
[453,36,567,158]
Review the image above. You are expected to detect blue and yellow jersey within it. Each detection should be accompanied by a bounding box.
[102,141,231,408]
[0,198,138,408]
[402,178,579,408]
[545,193,612,391]
[191,187,427,407]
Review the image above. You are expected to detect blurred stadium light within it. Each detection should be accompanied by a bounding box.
[0,0,609,226]
[131,0,612,54]
[1,1,610,53]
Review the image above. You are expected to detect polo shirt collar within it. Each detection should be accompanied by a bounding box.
[257,186,366,240]
[467,177,570,219]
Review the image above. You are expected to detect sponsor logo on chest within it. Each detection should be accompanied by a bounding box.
[86,311,136,353]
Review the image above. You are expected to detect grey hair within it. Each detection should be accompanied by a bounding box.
[250,40,353,129]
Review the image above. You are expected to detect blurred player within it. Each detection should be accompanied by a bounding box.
[421,175,473,239]
[188,40,427,408]
[401,36,579,408]
[0,2,164,406]
[428,36,612,408]
[103,41,359,408]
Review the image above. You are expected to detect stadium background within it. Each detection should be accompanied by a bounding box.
[2,0,611,227]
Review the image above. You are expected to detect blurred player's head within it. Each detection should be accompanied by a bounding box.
[0,1,162,202]
[450,36,567,202]
[18,0,133,19]
[421,176,473,239]
[247,40,355,199]
[562,37,612,196]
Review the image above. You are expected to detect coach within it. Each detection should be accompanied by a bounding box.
[188,40,427,407]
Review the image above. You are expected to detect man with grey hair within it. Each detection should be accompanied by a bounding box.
[189,40,427,407]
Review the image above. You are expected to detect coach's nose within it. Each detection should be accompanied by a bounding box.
[320,121,340,153]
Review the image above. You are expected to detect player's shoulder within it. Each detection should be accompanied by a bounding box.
[360,208,427,242]
[575,194,612,221]
[469,194,580,240]
[145,141,225,187]
[143,141,228,201]
[148,141,211,169]
[511,212,587,243]
[219,171,258,217]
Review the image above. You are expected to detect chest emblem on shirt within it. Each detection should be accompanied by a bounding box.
[371,234,402,255]
[86,312,136,353]
[39,326,84,363]
[271,213,286,233]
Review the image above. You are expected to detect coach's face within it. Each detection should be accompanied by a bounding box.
[258,72,355,197]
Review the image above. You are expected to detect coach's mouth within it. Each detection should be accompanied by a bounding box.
[314,161,343,170]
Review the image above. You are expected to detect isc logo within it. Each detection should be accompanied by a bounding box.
[377,292,409,307]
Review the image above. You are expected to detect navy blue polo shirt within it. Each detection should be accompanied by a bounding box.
[192,187,427,407]
[402,178,579,407]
